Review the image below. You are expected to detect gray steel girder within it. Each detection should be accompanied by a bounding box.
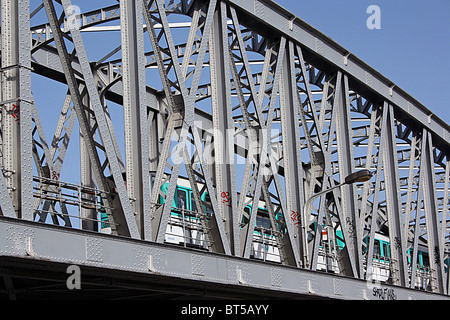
[0,216,447,300]
[0,0,449,299]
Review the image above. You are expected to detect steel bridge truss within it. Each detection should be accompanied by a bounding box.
[0,0,449,299]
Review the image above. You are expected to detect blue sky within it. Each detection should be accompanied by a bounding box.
[276,0,450,125]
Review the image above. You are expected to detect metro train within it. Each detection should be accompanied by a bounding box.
[100,178,439,289]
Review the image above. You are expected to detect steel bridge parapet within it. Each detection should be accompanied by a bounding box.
[0,0,449,299]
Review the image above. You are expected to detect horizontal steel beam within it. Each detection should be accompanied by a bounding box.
[0,216,447,300]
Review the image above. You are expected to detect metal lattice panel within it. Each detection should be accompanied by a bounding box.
[0,0,449,298]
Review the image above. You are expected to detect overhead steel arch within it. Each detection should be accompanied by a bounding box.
[0,0,449,299]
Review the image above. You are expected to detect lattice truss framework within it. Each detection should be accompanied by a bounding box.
[1,0,449,295]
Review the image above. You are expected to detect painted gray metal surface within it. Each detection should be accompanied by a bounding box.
[0,0,449,299]
[0,216,446,300]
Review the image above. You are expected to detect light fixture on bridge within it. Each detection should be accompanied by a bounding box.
[301,169,373,268]
[305,169,373,210]
[344,169,373,184]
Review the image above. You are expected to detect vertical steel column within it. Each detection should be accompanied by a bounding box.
[334,73,362,278]
[383,103,407,287]
[360,104,382,280]
[1,0,33,219]
[209,2,238,255]
[18,0,33,220]
[422,130,445,293]
[226,5,263,257]
[1,0,20,216]
[120,0,151,239]
[441,158,450,295]
[279,40,303,267]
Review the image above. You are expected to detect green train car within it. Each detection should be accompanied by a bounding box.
[100,179,445,289]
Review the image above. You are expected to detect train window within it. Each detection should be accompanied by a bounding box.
[374,240,380,256]
[256,216,271,230]
[177,189,187,210]
[204,194,214,218]
[382,242,390,258]
[422,252,430,267]
[191,195,197,212]
[159,183,169,205]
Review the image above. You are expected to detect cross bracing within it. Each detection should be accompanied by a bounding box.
[0,0,449,299]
